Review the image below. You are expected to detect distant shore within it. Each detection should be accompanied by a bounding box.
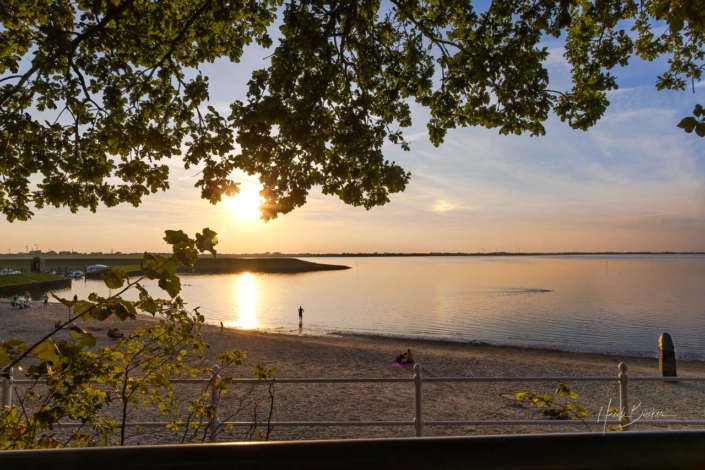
[1,257,350,275]
[2,253,704,262]
[2,302,704,443]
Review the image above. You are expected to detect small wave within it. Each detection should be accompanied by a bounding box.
[327,330,490,346]
[490,286,553,295]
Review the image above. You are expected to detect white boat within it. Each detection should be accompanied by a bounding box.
[0,268,22,275]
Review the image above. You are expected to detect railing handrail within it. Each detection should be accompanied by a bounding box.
[3,362,705,441]
[10,375,705,386]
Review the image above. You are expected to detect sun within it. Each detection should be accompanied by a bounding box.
[227,189,262,221]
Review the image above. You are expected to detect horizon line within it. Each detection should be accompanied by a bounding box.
[1,251,705,258]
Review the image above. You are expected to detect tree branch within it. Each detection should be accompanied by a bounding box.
[389,0,477,59]
[0,0,138,109]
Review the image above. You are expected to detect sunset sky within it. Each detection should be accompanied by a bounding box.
[2,24,705,254]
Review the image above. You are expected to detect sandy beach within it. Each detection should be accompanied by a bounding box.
[2,301,704,444]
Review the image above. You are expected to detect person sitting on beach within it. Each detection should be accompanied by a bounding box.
[107,327,124,339]
[395,353,405,364]
[403,349,414,364]
[54,320,62,329]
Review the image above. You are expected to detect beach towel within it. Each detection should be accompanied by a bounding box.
[391,362,412,369]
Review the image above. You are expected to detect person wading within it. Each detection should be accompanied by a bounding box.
[298,306,304,326]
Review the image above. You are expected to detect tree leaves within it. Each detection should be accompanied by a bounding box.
[69,331,97,349]
[677,105,705,137]
[2,1,703,223]
[0,229,275,450]
[678,116,698,133]
[34,341,61,371]
[101,268,128,290]
[158,276,182,299]
[0,340,27,369]
[73,301,96,317]
[195,228,218,258]
[516,384,590,423]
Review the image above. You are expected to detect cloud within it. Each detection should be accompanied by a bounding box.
[543,47,569,69]
[605,87,642,96]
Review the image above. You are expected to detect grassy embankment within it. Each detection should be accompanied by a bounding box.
[0,273,66,288]
[0,258,143,273]
[0,273,72,298]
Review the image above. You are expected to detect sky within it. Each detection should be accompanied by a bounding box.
[2,17,704,254]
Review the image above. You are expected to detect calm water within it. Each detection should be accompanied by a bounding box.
[55,256,705,359]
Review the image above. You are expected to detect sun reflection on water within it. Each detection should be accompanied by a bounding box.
[234,273,258,329]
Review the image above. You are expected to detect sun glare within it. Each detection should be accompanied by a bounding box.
[234,273,258,329]
[228,190,262,221]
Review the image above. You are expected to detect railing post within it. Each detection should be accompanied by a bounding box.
[1,368,13,408]
[208,365,221,442]
[659,333,677,382]
[618,362,630,431]
[413,363,424,437]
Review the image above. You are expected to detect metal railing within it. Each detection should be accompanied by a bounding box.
[2,362,705,440]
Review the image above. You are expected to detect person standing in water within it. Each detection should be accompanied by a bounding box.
[298,306,304,325]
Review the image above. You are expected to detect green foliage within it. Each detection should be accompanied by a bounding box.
[0,229,276,449]
[515,384,589,425]
[2,1,704,222]
[678,104,705,137]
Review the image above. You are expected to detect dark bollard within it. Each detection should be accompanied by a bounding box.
[659,333,677,381]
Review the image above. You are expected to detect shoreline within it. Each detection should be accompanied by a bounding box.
[7,302,705,378]
[3,300,702,364]
[323,331,705,363]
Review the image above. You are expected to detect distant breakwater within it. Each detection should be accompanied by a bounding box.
[84,258,350,279]
[189,258,350,274]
